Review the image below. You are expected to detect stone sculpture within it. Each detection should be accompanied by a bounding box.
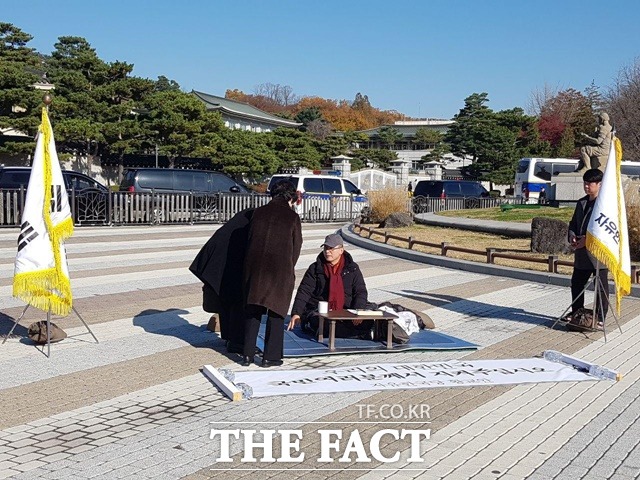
[578,112,612,172]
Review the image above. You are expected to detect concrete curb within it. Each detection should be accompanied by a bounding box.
[414,212,531,237]
[340,223,640,299]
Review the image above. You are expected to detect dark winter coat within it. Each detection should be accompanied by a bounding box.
[291,250,368,317]
[568,195,603,270]
[243,197,303,317]
[189,208,253,312]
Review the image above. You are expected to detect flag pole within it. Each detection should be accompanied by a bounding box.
[46,309,51,357]
[592,261,607,342]
[4,92,99,356]
[42,92,99,351]
[44,92,53,358]
[593,262,600,330]
[43,92,52,112]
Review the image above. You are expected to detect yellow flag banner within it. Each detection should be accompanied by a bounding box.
[12,108,74,316]
[586,137,630,314]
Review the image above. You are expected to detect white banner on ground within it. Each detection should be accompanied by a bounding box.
[230,358,603,399]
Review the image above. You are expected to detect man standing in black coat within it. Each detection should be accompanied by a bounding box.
[287,233,372,338]
[568,168,609,325]
[242,180,302,367]
[189,209,253,353]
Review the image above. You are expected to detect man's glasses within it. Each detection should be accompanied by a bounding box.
[323,245,343,252]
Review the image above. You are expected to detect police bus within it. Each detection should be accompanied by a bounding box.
[515,157,640,202]
[514,158,578,201]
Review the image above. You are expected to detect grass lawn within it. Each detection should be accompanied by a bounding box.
[358,222,575,275]
[359,206,579,275]
[359,204,639,277]
[438,206,574,223]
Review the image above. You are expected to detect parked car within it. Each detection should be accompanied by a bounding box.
[117,168,250,223]
[0,166,109,224]
[412,180,489,212]
[0,166,108,192]
[267,173,368,221]
[118,168,248,194]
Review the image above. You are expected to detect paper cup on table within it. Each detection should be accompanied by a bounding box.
[318,301,329,314]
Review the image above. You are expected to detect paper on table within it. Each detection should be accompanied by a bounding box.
[347,309,384,316]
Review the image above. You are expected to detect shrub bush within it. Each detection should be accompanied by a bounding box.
[249,183,268,194]
[367,188,410,223]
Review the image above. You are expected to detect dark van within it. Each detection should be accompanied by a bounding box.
[413,180,489,199]
[413,180,489,212]
[119,168,248,194]
[0,166,108,193]
[0,166,110,225]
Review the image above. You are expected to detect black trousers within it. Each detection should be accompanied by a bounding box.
[243,305,284,361]
[219,301,245,347]
[203,285,244,345]
[571,267,609,320]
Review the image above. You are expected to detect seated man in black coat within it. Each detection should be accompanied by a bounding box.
[287,234,373,339]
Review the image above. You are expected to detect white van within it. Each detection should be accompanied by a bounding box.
[267,173,368,221]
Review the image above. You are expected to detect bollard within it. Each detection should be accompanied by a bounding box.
[548,255,558,273]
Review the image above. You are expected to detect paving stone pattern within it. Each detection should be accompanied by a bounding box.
[0,224,638,480]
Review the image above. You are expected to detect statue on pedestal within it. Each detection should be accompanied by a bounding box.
[578,112,612,172]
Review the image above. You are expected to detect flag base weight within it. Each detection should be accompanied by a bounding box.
[2,304,99,358]
[552,262,623,342]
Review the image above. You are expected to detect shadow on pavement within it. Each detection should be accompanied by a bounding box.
[394,290,556,327]
[132,308,246,362]
[0,310,32,338]
[132,308,220,347]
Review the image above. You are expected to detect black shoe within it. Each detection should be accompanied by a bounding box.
[241,356,253,367]
[261,359,284,368]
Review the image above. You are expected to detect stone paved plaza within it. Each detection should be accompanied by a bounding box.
[0,223,639,479]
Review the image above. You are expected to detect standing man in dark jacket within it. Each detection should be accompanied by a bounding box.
[242,180,302,367]
[189,209,253,353]
[287,233,372,338]
[568,168,609,325]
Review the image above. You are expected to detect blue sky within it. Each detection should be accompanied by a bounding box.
[4,0,639,120]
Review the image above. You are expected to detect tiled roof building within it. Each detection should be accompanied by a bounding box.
[192,91,301,132]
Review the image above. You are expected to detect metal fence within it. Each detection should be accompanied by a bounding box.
[1,189,527,228]
[0,189,369,227]
[410,195,524,214]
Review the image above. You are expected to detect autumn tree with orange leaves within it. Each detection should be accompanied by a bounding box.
[225,84,403,133]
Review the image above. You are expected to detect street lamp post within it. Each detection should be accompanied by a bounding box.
[133,131,160,168]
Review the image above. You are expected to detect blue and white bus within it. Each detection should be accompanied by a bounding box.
[514,158,579,201]
[515,157,640,201]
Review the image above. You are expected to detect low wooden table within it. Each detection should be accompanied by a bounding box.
[317,309,399,351]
